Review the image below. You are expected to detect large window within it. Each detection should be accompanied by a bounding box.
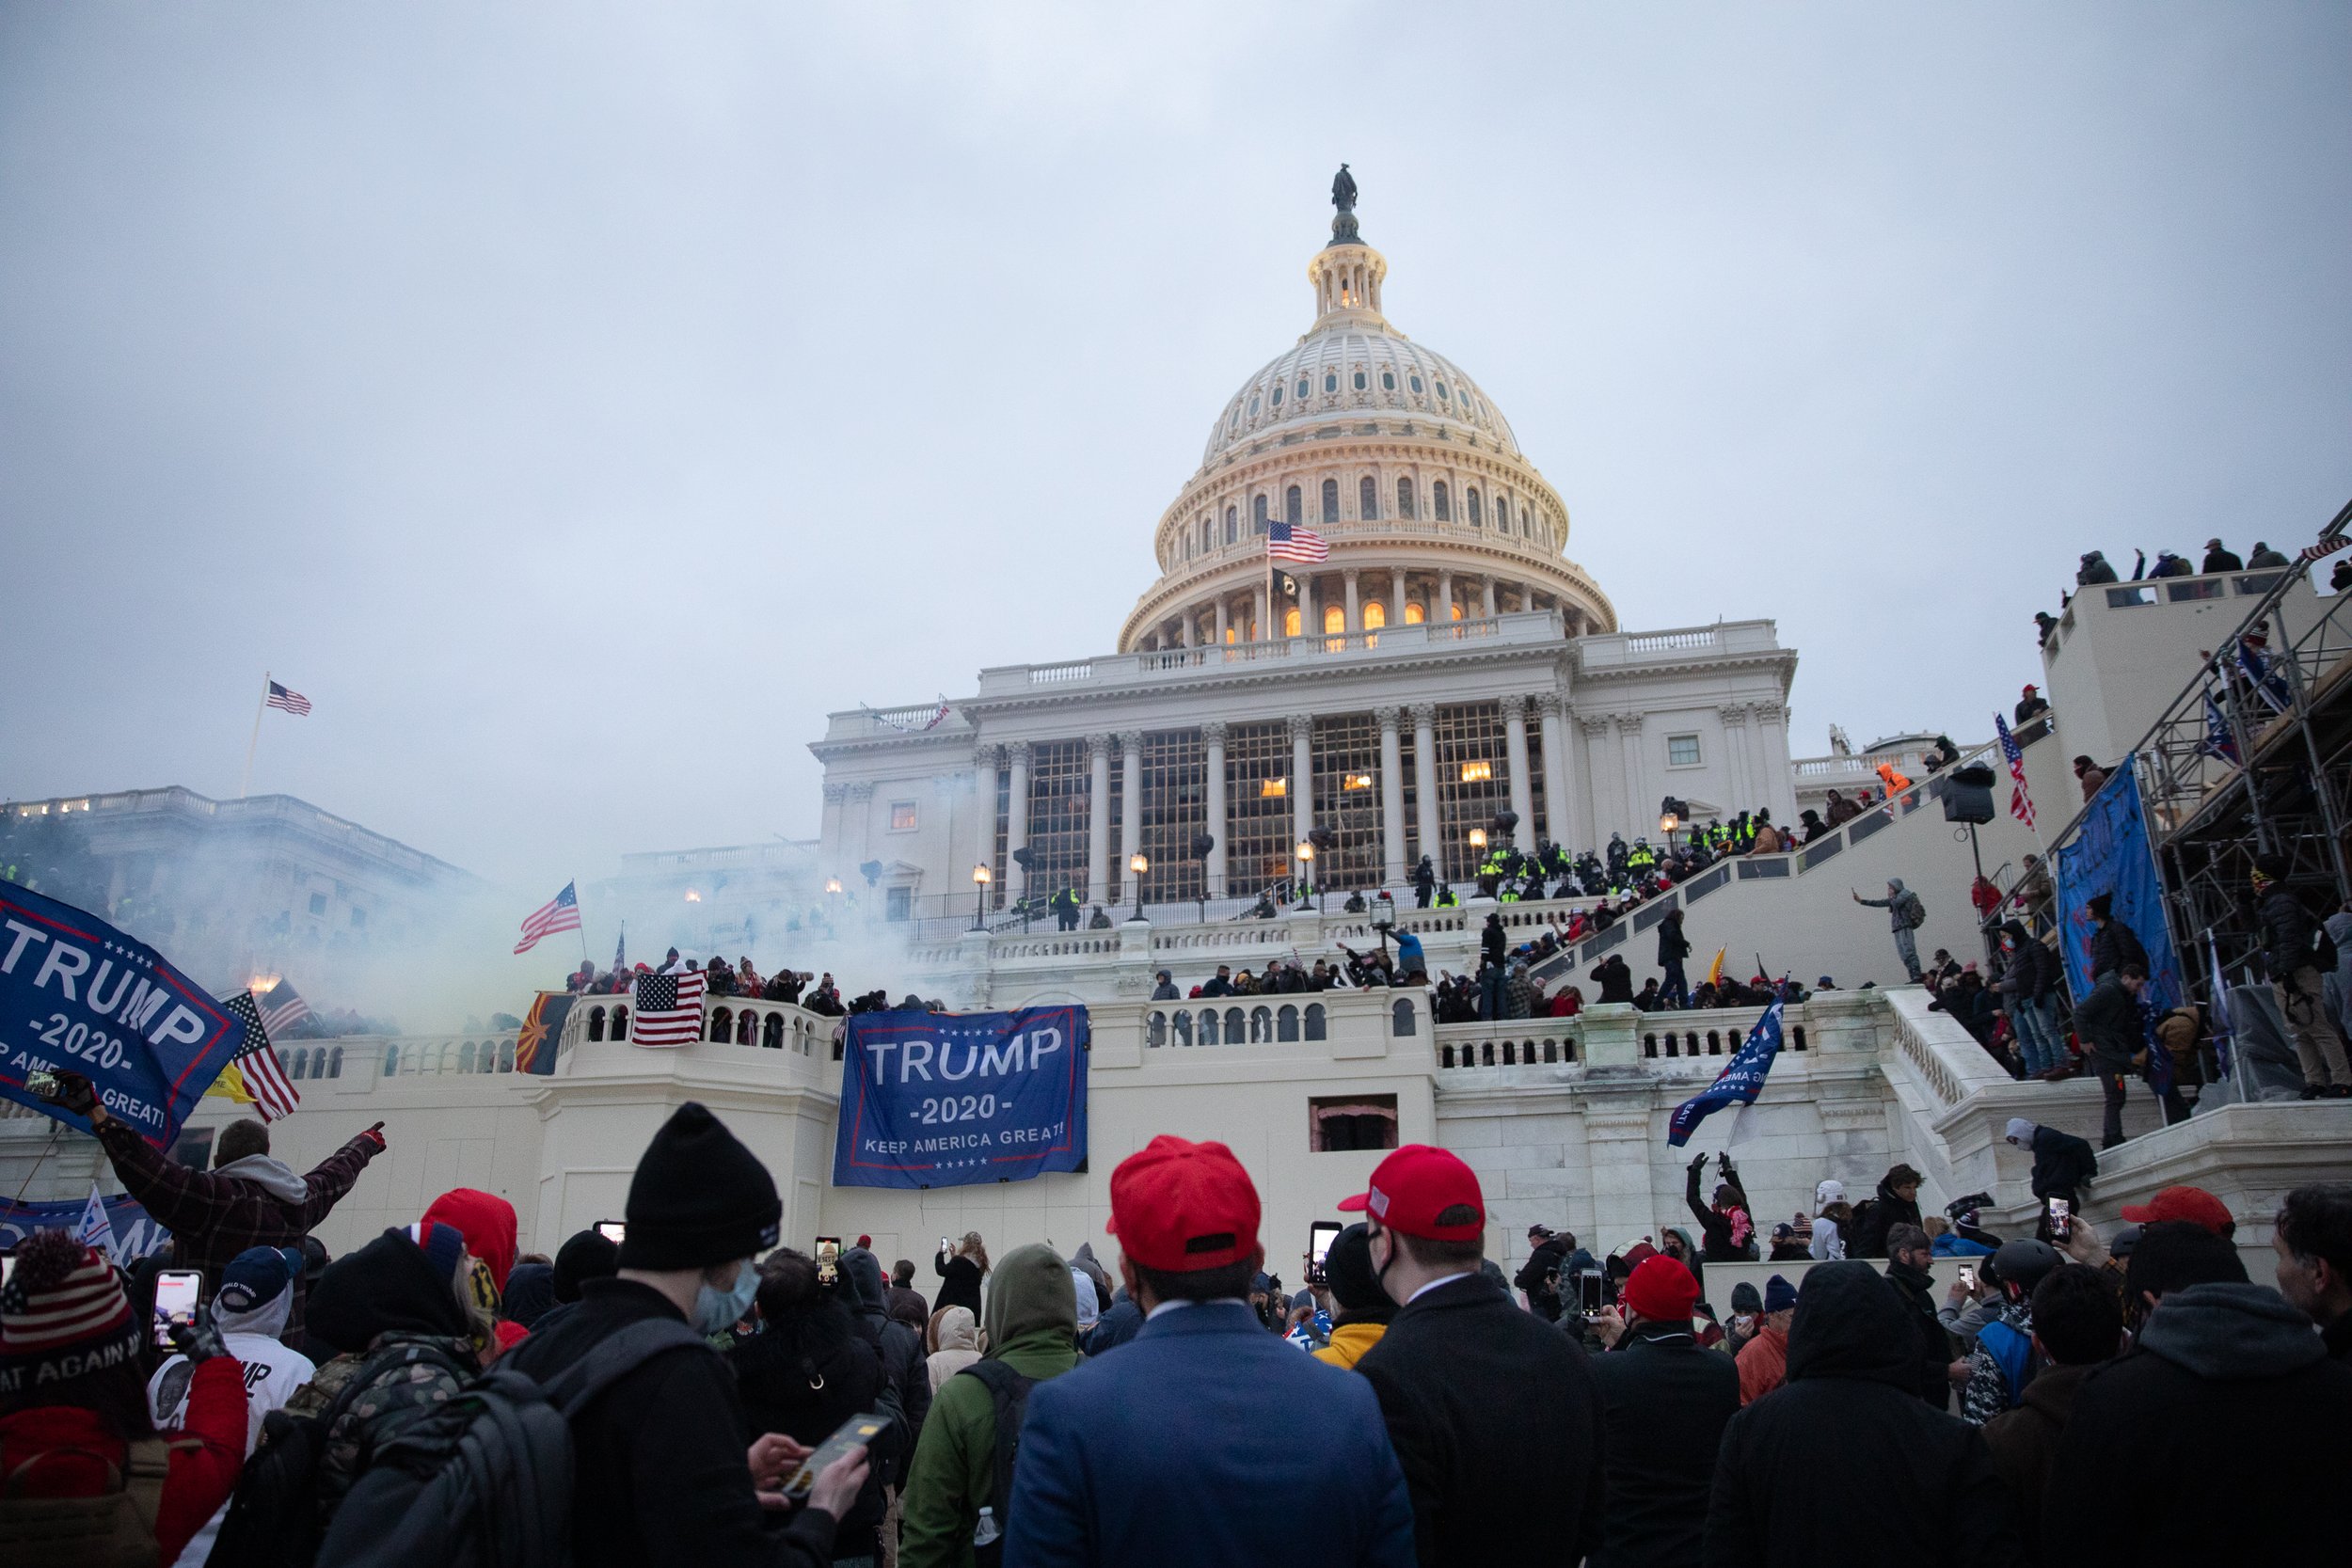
[889,800,917,832]
[1467,487,1484,527]
[1433,482,1451,521]
[1668,734,1702,768]
[1311,1093,1399,1151]
[1311,713,1383,893]
[1253,494,1268,532]
[1137,730,1207,906]
[1495,496,1510,532]
[1023,740,1091,906]
[1223,722,1293,895]
[1322,479,1340,525]
[1433,701,1510,882]
[1396,478,1415,518]
[1285,486,1303,526]
[1225,505,1238,544]
[1359,475,1377,520]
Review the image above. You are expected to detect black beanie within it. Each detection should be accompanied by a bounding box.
[552,1229,620,1303]
[1324,1222,1392,1320]
[617,1102,781,1270]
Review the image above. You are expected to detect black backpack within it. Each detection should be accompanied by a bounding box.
[311,1316,706,1568]
[957,1358,1038,1568]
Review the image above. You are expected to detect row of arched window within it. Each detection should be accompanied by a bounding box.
[280,1045,343,1080]
[377,1039,514,1077]
[1145,997,1421,1047]
[1175,475,1552,566]
[1227,363,1489,438]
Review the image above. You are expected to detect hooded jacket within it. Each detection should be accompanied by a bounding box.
[420,1188,518,1293]
[1589,1323,1739,1568]
[2023,1124,2098,1200]
[733,1282,886,1555]
[926,1305,982,1393]
[898,1243,1080,1568]
[842,1244,931,1451]
[1849,1174,1924,1259]
[1980,1360,2094,1564]
[1706,1262,2020,1568]
[2042,1283,2352,1567]
[2071,974,2141,1069]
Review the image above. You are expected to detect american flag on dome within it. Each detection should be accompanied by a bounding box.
[1266,519,1329,563]
[631,970,707,1049]
[264,681,311,716]
[1994,715,2036,831]
[219,990,300,1121]
[257,980,311,1037]
[513,881,582,955]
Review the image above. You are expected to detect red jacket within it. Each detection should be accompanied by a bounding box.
[0,1356,248,1563]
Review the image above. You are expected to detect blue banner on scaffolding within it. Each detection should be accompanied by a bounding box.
[2055,766,2183,1013]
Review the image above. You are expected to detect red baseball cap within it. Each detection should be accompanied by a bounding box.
[1106,1135,1261,1272]
[1622,1255,1700,1324]
[2119,1185,2233,1236]
[1338,1145,1486,1242]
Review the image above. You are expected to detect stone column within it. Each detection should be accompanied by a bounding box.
[1436,570,1453,623]
[1614,714,1645,840]
[1754,702,1797,824]
[1390,566,1407,627]
[1202,721,1230,896]
[1376,705,1406,887]
[1254,583,1269,642]
[846,783,875,910]
[1289,714,1314,853]
[1087,735,1113,906]
[1717,705,1753,814]
[1119,731,1144,911]
[1215,597,1229,646]
[1482,577,1498,619]
[1303,576,1320,641]
[1178,612,1193,648]
[1343,569,1361,634]
[1003,741,1030,902]
[1502,695,1534,837]
[819,782,848,884]
[1411,703,1440,871]
[1538,695,1572,848]
[1581,716,1616,842]
[968,748,998,899]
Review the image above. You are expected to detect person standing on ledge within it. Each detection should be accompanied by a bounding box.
[1852,879,1928,983]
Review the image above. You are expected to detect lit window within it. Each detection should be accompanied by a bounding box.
[1261,777,1288,799]
[890,800,917,832]
[1460,761,1494,783]
[1364,601,1387,630]
[1324,605,1345,633]
[1344,772,1374,791]
[1404,601,1425,625]
[1283,606,1302,636]
[1668,735,1702,767]
[1451,601,1464,622]
[1382,371,1395,390]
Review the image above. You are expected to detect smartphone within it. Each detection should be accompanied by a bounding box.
[153,1269,203,1348]
[594,1220,627,1245]
[24,1067,58,1100]
[939,1235,953,1256]
[2047,1196,2072,1243]
[1578,1273,1604,1314]
[1305,1221,1342,1286]
[1958,1261,1979,1292]
[779,1412,894,1503]
[815,1236,841,1286]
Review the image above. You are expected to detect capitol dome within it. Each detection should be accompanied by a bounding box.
[1120,183,1614,654]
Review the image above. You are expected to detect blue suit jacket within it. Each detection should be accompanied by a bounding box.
[1004,1299,1416,1568]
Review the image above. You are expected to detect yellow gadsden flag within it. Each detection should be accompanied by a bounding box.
[204,1061,259,1105]
[1707,946,1726,988]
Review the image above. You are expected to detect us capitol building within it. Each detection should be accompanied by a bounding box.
[812,181,1799,922]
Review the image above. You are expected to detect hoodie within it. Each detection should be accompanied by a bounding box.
[214,1153,310,1203]
[926,1305,981,1394]
[2044,1284,2352,1567]
[1707,1262,2019,1568]
[842,1244,931,1456]
[421,1187,518,1292]
[901,1243,1081,1568]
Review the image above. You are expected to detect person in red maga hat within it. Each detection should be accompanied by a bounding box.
[1345,1146,1607,1564]
[999,1135,1415,1568]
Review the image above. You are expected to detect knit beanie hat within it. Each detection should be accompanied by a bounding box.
[552,1229,621,1303]
[1323,1223,1391,1319]
[1764,1274,1798,1314]
[0,1230,144,1401]
[501,1261,557,1327]
[618,1102,781,1270]
[1622,1256,1700,1325]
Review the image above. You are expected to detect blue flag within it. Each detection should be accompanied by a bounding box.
[0,885,250,1148]
[1667,998,1786,1148]
[833,1006,1089,1190]
[0,1192,170,1259]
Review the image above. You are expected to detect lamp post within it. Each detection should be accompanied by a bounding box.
[1129,852,1150,922]
[1659,810,1679,853]
[1296,841,1318,912]
[971,863,991,929]
[824,876,841,930]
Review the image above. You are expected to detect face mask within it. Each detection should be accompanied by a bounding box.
[695,1259,758,1334]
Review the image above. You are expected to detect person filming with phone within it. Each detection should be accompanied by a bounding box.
[40,1070,385,1351]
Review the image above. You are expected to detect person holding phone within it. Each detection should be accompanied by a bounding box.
[933,1232,987,1316]
[501,1102,864,1568]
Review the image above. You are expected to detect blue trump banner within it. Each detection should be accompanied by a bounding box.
[0,1193,170,1259]
[2055,766,2183,1014]
[1667,998,1786,1148]
[1,885,249,1148]
[834,1006,1089,1190]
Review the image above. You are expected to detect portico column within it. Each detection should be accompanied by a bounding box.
[819,782,847,885]
[1178,613,1193,648]
[1437,570,1454,623]
[1254,583,1269,641]
[967,748,997,902]
[1376,706,1406,887]
[1755,702,1796,824]
[1581,716,1617,840]
[1215,597,1229,646]
[1614,715,1645,841]
[1502,695,1535,839]
[1343,569,1361,634]
[1482,578,1498,619]
[1289,714,1314,853]
[1202,721,1230,896]
[1303,577,1319,640]
[1411,703,1440,872]
[1003,742,1030,902]
[1087,735,1113,906]
[1538,696,1572,848]
[1119,731,1144,911]
[1390,567,1407,627]
[1718,705,1753,814]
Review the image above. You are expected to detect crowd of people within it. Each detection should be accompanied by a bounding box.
[8,1070,2349,1568]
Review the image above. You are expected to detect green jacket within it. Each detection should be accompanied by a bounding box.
[897,1244,1079,1568]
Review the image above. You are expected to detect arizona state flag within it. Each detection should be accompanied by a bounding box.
[515,992,575,1076]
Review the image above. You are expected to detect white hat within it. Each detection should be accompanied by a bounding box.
[1815,1180,1848,1208]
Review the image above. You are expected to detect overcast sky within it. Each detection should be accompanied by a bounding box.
[5,3,2347,895]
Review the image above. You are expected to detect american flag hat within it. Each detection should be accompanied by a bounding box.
[0,1229,142,1398]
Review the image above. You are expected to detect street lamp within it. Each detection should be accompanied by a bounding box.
[1469,827,1487,851]
[971,863,991,929]
[1296,840,1319,911]
[823,876,842,929]
[1129,852,1150,922]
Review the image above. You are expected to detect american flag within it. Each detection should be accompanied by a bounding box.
[1994,714,2036,830]
[220,990,301,1121]
[256,980,311,1036]
[1266,519,1329,562]
[514,881,583,954]
[630,969,707,1048]
[265,681,312,716]
[2196,691,2242,767]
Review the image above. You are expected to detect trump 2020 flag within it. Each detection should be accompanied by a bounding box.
[834,1006,1089,1191]
[1667,998,1786,1148]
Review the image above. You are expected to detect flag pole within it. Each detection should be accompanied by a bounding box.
[239,672,271,799]
[577,881,590,966]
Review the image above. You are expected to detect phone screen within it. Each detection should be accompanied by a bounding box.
[24,1068,58,1100]
[780,1412,893,1502]
[595,1220,627,1244]
[1578,1273,1604,1313]
[154,1270,202,1347]
[816,1237,841,1285]
[1958,1262,1979,1292]
[2047,1196,2072,1241]
[940,1236,952,1256]
[1306,1221,1342,1285]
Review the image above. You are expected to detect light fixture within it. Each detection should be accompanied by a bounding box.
[972,863,991,885]
[1469,828,1488,849]
[1343,771,1374,790]
[1260,777,1288,799]
[1660,811,1679,835]
[684,890,702,903]
[1130,852,1150,876]
[1295,841,1314,862]
[824,877,842,895]
[1460,761,1494,784]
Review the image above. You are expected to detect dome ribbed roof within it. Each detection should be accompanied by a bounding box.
[1201,327,1521,467]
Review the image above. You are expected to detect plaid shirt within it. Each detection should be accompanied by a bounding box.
[94,1118,379,1343]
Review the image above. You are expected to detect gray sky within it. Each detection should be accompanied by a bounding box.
[6,3,2348,896]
